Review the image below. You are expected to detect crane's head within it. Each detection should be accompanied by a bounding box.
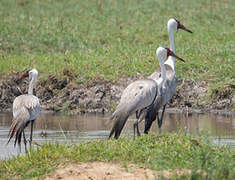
[16,68,38,82]
[28,68,38,81]
[156,47,185,62]
[168,18,193,33]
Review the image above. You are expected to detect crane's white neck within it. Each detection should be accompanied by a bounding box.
[164,28,175,70]
[155,58,166,87]
[28,74,37,95]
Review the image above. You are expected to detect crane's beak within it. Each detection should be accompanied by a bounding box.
[168,50,185,62]
[178,23,193,33]
[16,71,29,82]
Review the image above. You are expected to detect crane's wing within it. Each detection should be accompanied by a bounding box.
[109,79,158,139]
[114,79,158,116]
[13,94,40,121]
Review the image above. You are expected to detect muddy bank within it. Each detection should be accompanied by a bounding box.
[0,72,234,114]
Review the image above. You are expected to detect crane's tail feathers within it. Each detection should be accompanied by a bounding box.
[7,119,26,147]
[109,113,129,139]
[108,127,115,139]
[7,120,18,144]
[14,123,24,147]
[144,119,154,134]
[144,107,158,134]
[108,115,116,139]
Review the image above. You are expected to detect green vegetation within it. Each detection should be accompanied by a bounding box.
[0,1,234,178]
[0,0,234,87]
[0,133,234,179]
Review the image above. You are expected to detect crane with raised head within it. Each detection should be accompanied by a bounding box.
[144,18,192,134]
[109,47,185,139]
[7,68,40,152]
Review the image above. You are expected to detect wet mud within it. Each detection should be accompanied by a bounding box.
[0,72,234,114]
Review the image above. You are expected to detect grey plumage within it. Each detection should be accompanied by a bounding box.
[144,18,192,133]
[8,95,40,150]
[108,47,184,139]
[7,69,40,151]
[109,79,158,139]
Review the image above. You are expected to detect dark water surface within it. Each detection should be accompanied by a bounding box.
[0,112,234,159]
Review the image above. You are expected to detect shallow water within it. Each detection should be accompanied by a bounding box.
[0,112,234,159]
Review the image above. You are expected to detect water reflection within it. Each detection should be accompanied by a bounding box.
[0,112,234,159]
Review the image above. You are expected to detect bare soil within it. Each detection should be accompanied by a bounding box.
[42,162,203,180]
[43,162,156,180]
[0,72,234,114]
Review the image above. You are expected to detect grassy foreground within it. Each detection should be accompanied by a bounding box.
[0,0,234,89]
[0,133,234,179]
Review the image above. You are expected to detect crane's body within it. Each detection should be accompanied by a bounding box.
[13,95,40,121]
[109,79,159,139]
[8,69,40,151]
[144,19,192,133]
[109,47,185,139]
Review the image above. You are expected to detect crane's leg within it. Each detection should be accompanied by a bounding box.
[29,120,35,150]
[134,108,146,139]
[134,111,139,139]
[23,130,28,153]
[134,120,141,137]
[156,113,161,134]
[135,111,139,119]
[137,116,145,137]
[134,113,145,139]
[133,122,136,140]
[18,132,22,153]
[158,105,166,129]
[134,119,139,140]
[134,111,140,140]
[134,111,141,139]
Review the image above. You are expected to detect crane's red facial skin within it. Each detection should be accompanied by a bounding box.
[16,71,29,83]
[177,21,193,33]
[165,48,185,62]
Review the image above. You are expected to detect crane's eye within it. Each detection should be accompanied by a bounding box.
[174,18,179,23]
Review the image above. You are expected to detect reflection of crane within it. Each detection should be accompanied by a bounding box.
[109,47,185,139]
[7,68,40,151]
[144,19,192,134]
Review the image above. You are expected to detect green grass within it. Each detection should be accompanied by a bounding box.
[0,133,234,179]
[0,0,234,87]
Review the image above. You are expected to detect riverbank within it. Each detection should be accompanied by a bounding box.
[0,72,234,114]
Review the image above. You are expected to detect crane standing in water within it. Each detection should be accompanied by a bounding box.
[144,19,192,134]
[109,47,185,139]
[7,68,40,152]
